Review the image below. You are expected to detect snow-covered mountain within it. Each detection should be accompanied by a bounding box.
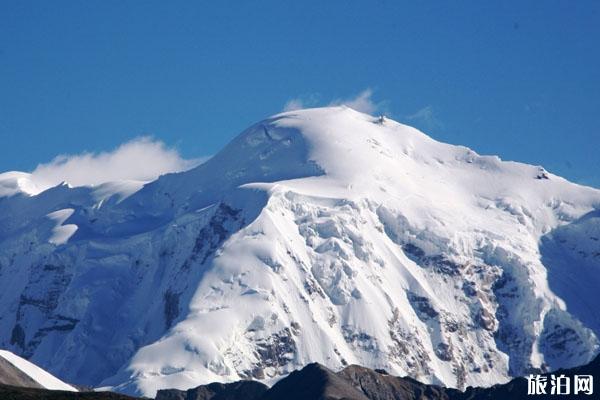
[0,349,77,391]
[0,107,598,397]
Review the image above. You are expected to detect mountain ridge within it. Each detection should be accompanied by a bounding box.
[1,355,597,399]
[0,350,76,391]
[155,354,600,400]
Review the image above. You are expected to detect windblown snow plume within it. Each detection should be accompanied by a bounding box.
[284,89,382,115]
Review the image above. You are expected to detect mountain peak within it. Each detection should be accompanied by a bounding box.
[262,362,368,400]
[0,108,599,397]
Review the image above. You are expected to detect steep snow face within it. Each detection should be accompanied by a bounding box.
[0,107,599,397]
[541,210,600,342]
[0,349,77,391]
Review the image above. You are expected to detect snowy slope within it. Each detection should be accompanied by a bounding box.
[0,349,77,391]
[0,107,599,397]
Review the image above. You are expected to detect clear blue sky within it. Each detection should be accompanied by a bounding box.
[1,1,599,187]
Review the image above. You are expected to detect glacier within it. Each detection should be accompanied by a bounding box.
[0,107,598,397]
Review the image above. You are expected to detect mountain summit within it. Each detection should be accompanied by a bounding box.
[0,107,598,397]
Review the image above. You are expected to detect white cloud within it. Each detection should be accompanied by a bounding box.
[283,98,305,112]
[405,105,443,131]
[28,137,200,192]
[329,88,379,115]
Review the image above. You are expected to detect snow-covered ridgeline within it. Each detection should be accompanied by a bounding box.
[0,349,77,391]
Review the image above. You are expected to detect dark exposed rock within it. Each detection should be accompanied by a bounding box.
[253,328,296,370]
[0,384,138,399]
[12,259,77,357]
[401,243,425,259]
[260,363,368,400]
[9,325,25,349]
[435,342,453,362]
[0,357,43,389]
[163,290,180,330]
[476,308,496,331]
[342,326,378,353]
[2,356,598,400]
[290,321,301,335]
[183,203,243,269]
[535,168,550,180]
[443,320,460,333]
[338,364,450,400]
[407,292,439,321]
[265,355,600,399]
[400,243,462,276]
[461,281,477,297]
[155,380,268,400]
[426,255,462,276]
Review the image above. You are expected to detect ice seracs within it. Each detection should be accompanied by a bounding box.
[0,107,598,397]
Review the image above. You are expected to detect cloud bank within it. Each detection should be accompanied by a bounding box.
[24,137,199,194]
